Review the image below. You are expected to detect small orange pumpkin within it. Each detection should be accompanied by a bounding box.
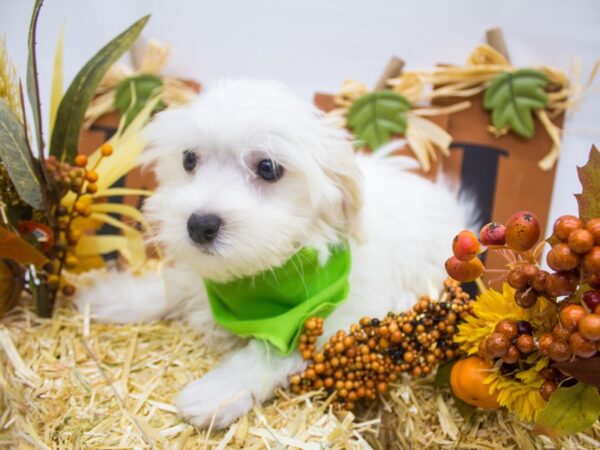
[450,356,500,409]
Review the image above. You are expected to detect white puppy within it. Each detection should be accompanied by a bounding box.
[79,80,466,429]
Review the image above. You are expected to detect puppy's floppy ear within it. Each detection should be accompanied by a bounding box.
[316,118,364,240]
[322,158,363,239]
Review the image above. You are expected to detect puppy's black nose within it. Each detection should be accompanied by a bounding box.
[187,214,222,244]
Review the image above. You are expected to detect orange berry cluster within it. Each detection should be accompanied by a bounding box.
[446,211,542,283]
[290,279,473,410]
[470,212,600,402]
[45,144,114,296]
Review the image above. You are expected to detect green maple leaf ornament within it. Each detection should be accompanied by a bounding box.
[483,68,549,139]
[346,91,411,151]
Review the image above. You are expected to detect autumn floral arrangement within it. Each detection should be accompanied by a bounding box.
[0,1,174,318]
[442,146,600,436]
[291,145,600,437]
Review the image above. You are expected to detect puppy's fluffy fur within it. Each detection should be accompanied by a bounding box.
[79,80,466,428]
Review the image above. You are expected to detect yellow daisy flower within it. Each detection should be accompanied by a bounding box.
[454,283,557,355]
[485,358,549,422]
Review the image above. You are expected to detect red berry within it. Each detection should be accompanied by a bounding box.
[583,290,600,311]
[538,333,554,356]
[495,319,518,339]
[540,380,558,401]
[445,256,484,282]
[589,273,600,290]
[546,243,580,271]
[552,324,571,342]
[531,270,549,293]
[521,264,539,280]
[569,332,597,358]
[586,218,600,245]
[507,268,529,290]
[548,340,571,362]
[486,332,510,358]
[545,271,578,297]
[568,229,594,254]
[583,246,600,274]
[478,339,490,359]
[505,211,541,252]
[516,334,535,354]
[553,215,583,242]
[578,314,600,341]
[502,345,520,364]
[480,222,506,246]
[452,230,480,262]
[559,304,586,331]
[516,320,533,335]
[515,287,537,308]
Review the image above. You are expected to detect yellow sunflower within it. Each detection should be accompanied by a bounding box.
[485,358,549,422]
[454,283,557,355]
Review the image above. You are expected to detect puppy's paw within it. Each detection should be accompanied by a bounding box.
[176,368,254,429]
[75,272,167,323]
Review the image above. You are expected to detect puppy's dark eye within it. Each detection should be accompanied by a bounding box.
[183,151,197,172]
[256,159,284,181]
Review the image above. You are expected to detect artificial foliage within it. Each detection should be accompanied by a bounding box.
[346,91,410,151]
[441,145,600,435]
[0,2,155,316]
[535,383,600,436]
[50,14,149,163]
[114,73,165,128]
[0,99,43,208]
[483,68,549,139]
[576,144,600,223]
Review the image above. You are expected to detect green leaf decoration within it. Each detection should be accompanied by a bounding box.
[433,358,457,388]
[575,145,600,223]
[26,0,44,154]
[114,74,165,128]
[483,68,549,139]
[535,384,600,436]
[0,100,43,209]
[50,15,150,162]
[346,91,410,151]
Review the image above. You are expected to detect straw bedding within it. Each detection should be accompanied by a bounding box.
[1,300,599,449]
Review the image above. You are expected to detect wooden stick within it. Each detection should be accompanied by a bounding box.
[375,56,405,91]
[485,28,510,63]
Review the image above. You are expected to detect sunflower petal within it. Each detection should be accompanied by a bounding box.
[95,187,153,198]
[90,202,148,226]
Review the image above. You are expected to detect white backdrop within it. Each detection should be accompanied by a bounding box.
[2,0,600,234]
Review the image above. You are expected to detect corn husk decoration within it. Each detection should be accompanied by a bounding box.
[330,79,455,173]
[386,45,599,170]
[333,45,598,171]
[83,39,198,128]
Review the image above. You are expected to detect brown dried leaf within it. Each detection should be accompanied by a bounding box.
[0,227,47,268]
[0,260,22,316]
[555,356,600,387]
[576,145,600,223]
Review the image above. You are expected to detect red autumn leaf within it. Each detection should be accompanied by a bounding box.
[555,356,600,387]
[576,145,600,223]
[0,226,48,268]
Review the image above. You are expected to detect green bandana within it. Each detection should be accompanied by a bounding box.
[204,244,351,355]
